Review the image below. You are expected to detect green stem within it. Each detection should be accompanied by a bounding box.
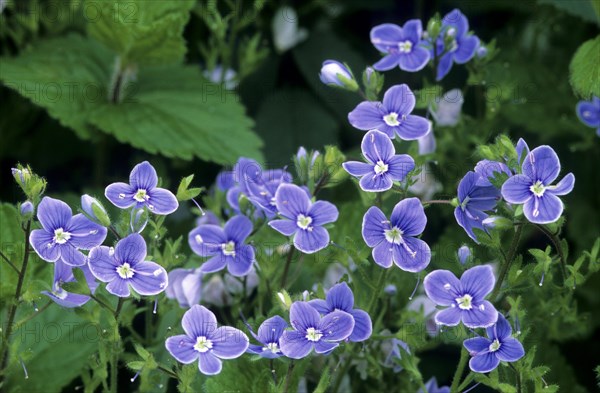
[450,348,469,393]
[157,364,178,379]
[282,361,295,393]
[13,301,52,329]
[0,250,19,274]
[0,220,31,382]
[422,200,453,205]
[110,350,119,393]
[491,224,523,299]
[109,225,122,240]
[114,298,124,319]
[534,224,568,281]
[331,356,353,393]
[280,247,296,288]
[367,269,389,314]
[90,294,115,314]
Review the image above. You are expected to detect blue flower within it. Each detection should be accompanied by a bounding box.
[279,301,354,359]
[348,84,431,140]
[576,96,600,136]
[454,171,501,243]
[165,268,203,308]
[269,183,339,254]
[189,215,256,277]
[226,157,292,217]
[247,316,289,359]
[382,338,410,373]
[308,282,372,342]
[41,261,98,308]
[88,234,168,297]
[474,159,511,187]
[362,198,431,272]
[501,145,575,224]
[418,377,450,393]
[370,20,431,72]
[433,9,480,81]
[29,197,107,266]
[342,130,415,192]
[424,265,498,328]
[165,305,249,375]
[463,314,525,373]
[105,161,179,215]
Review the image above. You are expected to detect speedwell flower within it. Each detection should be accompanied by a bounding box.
[501,145,575,224]
[370,20,431,72]
[424,265,498,328]
[247,315,288,359]
[165,305,249,375]
[269,183,339,254]
[319,60,357,91]
[342,130,415,192]
[189,215,255,277]
[41,261,98,308]
[105,161,178,215]
[433,9,480,81]
[362,197,431,272]
[308,282,372,342]
[279,301,354,359]
[576,96,600,136]
[463,314,525,373]
[419,377,450,393]
[165,268,202,308]
[88,233,168,297]
[454,171,500,243]
[474,160,511,188]
[29,197,107,266]
[348,84,431,140]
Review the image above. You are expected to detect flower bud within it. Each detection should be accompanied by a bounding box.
[12,167,31,187]
[457,245,471,265]
[130,207,149,233]
[319,60,358,91]
[482,216,512,230]
[476,45,488,58]
[362,66,384,100]
[384,284,397,296]
[294,146,320,185]
[11,165,46,199]
[81,194,111,227]
[427,16,441,39]
[20,201,34,219]
[276,290,292,311]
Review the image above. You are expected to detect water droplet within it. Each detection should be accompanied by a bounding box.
[443,283,451,290]
[89,229,98,235]
[109,247,115,256]
[153,269,162,276]
[148,205,155,210]
[118,193,125,199]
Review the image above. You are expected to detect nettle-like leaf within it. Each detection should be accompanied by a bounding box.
[86,0,195,65]
[0,34,263,164]
[569,36,600,99]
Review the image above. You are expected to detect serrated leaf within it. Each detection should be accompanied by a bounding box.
[0,34,264,164]
[86,0,195,65]
[569,36,600,99]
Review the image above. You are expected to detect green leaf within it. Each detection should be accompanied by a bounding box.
[0,203,22,300]
[0,34,263,164]
[569,36,600,99]
[86,0,195,65]
[539,0,599,25]
[5,306,97,392]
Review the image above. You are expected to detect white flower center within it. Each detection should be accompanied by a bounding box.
[297,214,313,230]
[116,262,135,279]
[53,281,68,300]
[194,336,213,353]
[195,234,203,244]
[398,40,413,53]
[221,241,236,257]
[489,339,501,352]
[374,160,389,175]
[263,342,280,354]
[384,227,403,244]
[447,27,456,37]
[306,327,323,342]
[53,228,71,244]
[383,112,400,126]
[456,294,473,310]
[134,189,149,202]
[530,180,546,197]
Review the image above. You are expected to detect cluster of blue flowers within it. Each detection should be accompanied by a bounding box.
[21,6,580,387]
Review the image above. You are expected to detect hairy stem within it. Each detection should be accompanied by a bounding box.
[280,247,296,288]
[491,224,523,299]
[0,220,31,382]
[450,348,469,393]
[282,361,295,393]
